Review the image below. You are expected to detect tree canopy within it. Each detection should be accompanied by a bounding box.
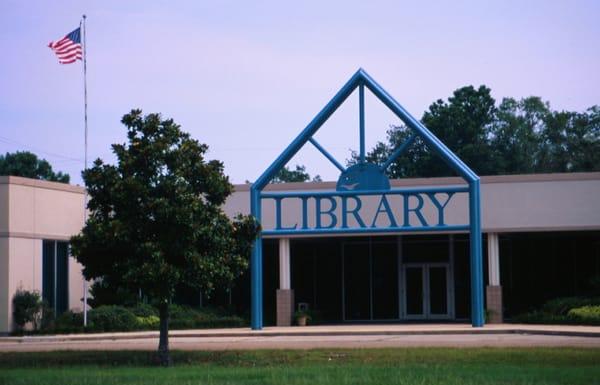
[357,86,600,178]
[271,164,322,183]
[70,110,259,365]
[0,151,70,183]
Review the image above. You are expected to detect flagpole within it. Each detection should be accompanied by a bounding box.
[82,14,89,328]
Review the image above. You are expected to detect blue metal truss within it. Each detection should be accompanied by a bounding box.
[250,68,484,330]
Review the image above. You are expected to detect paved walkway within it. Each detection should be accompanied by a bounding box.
[1,324,599,351]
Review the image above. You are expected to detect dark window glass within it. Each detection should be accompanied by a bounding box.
[405,267,423,315]
[344,242,370,320]
[56,242,69,314]
[42,241,55,309]
[372,242,398,319]
[403,240,449,263]
[42,240,69,315]
[429,266,448,315]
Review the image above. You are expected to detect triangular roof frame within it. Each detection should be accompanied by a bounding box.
[253,68,479,191]
[249,69,484,331]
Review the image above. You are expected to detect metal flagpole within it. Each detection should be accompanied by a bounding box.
[82,14,89,327]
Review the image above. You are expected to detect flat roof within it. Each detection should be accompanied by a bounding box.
[0,175,85,194]
[234,172,600,192]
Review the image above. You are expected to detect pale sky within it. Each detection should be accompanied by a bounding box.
[1,0,599,185]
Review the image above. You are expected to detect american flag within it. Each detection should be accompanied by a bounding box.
[48,27,82,64]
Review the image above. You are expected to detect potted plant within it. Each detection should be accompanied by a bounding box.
[294,310,311,326]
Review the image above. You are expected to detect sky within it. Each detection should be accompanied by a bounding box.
[1,0,599,186]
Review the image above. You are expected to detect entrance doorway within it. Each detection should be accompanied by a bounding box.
[402,264,452,319]
[341,235,455,322]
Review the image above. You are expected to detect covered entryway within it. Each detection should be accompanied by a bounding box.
[250,69,484,329]
[285,235,461,324]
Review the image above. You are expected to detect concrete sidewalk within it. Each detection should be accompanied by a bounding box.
[1,323,599,345]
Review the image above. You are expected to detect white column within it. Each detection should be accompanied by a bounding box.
[279,238,291,289]
[487,233,500,286]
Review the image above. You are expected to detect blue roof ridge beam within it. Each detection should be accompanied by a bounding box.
[252,71,365,191]
[308,137,346,173]
[380,133,418,172]
[359,83,366,163]
[358,69,479,182]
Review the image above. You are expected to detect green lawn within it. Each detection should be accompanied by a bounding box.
[1,348,599,385]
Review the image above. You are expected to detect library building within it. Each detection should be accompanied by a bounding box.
[1,70,599,333]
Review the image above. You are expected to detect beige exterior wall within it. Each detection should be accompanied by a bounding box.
[0,176,86,333]
[1,172,599,332]
[0,237,9,334]
[225,172,600,236]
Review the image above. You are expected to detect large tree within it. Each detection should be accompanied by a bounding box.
[70,110,258,365]
[360,86,599,177]
[271,164,321,183]
[356,85,496,178]
[489,96,549,174]
[0,151,70,183]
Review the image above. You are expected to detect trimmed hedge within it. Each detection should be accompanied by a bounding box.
[53,310,84,333]
[87,305,140,332]
[136,315,160,329]
[568,305,600,323]
[130,303,159,318]
[541,297,600,316]
[29,304,247,334]
[514,297,600,325]
[169,304,246,329]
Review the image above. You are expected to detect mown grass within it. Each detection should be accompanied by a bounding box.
[1,348,599,385]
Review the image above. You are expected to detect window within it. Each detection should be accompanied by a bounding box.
[42,240,69,315]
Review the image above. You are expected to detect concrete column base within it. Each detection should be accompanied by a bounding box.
[486,285,503,323]
[276,289,294,326]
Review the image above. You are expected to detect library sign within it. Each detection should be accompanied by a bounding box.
[248,69,484,329]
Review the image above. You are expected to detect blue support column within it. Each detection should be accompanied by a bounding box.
[469,179,485,327]
[359,83,365,164]
[250,187,263,330]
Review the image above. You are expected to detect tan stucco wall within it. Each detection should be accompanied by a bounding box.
[0,237,9,334]
[4,237,41,333]
[225,173,600,236]
[0,184,8,234]
[6,179,85,240]
[2,173,599,332]
[0,177,86,333]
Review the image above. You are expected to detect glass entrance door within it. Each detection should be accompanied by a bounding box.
[403,264,451,319]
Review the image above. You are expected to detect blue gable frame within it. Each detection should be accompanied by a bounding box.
[250,69,484,329]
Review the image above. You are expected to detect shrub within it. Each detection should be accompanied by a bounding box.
[30,303,245,333]
[130,303,158,317]
[514,296,600,325]
[136,315,160,329]
[87,305,138,332]
[169,305,246,329]
[53,310,84,333]
[40,304,55,331]
[541,297,600,316]
[12,289,43,331]
[568,306,600,324]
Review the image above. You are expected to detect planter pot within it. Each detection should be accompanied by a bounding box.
[296,315,308,326]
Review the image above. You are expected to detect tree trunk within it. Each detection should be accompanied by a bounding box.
[157,302,171,366]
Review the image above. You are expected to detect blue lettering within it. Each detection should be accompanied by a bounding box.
[315,196,337,229]
[275,197,297,230]
[371,195,398,228]
[342,196,366,228]
[300,196,309,229]
[403,193,428,227]
[426,192,454,226]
